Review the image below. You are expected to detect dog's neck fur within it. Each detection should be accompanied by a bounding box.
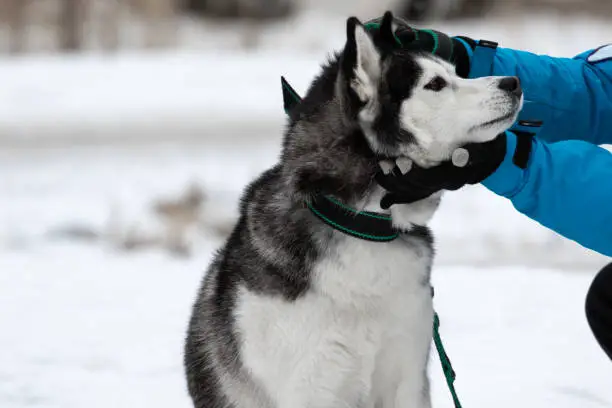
[280,59,385,213]
[274,45,442,239]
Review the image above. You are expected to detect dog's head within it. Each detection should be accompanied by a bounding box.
[282,12,522,202]
[339,12,523,167]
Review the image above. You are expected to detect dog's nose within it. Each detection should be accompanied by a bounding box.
[498,76,522,97]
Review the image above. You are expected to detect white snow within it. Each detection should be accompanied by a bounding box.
[2,247,611,408]
[2,7,612,408]
[430,266,612,408]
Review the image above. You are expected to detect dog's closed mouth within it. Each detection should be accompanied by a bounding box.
[472,110,516,131]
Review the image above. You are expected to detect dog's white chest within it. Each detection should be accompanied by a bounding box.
[314,235,432,306]
[236,234,435,408]
[314,236,435,405]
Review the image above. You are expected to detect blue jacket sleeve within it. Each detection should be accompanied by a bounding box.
[482,131,612,257]
[462,40,612,145]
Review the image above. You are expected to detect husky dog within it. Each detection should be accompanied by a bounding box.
[184,11,522,408]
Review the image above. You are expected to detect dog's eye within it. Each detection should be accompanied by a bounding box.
[424,76,447,92]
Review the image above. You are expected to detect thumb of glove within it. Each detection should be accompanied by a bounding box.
[380,193,398,210]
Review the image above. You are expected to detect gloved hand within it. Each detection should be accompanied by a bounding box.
[282,12,493,113]
[375,132,509,209]
[364,13,477,78]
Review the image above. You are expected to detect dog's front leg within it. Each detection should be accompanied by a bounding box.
[393,372,431,408]
[374,290,434,408]
[420,376,432,408]
[375,348,432,408]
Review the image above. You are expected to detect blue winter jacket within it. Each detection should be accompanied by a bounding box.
[454,39,612,257]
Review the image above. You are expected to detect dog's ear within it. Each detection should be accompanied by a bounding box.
[379,11,398,49]
[281,76,302,120]
[341,17,381,104]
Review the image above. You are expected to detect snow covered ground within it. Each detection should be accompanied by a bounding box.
[2,7,612,408]
[2,246,612,408]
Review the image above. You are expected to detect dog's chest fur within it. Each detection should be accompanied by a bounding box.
[233,200,435,407]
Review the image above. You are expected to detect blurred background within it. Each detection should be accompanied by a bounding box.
[1,1,612,407]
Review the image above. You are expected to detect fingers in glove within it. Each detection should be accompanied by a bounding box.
[376,157,411,182]
[376,157,415,191]
[377,159,452,191]
[398,161,463,187]
[380,190,435,209]
[380,193,397,210]
[375,168,403,191]
[380,178,444,207]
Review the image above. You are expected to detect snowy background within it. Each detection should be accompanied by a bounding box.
[2,1,612,407]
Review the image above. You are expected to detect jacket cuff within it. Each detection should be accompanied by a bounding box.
[481,131,529,198]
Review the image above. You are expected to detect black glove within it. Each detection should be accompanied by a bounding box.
[364,14,476,78]
[376,133,507,209]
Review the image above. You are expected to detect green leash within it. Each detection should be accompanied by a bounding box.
[433,312,462,408]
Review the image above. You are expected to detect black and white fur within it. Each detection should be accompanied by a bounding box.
[184,12,522,408]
